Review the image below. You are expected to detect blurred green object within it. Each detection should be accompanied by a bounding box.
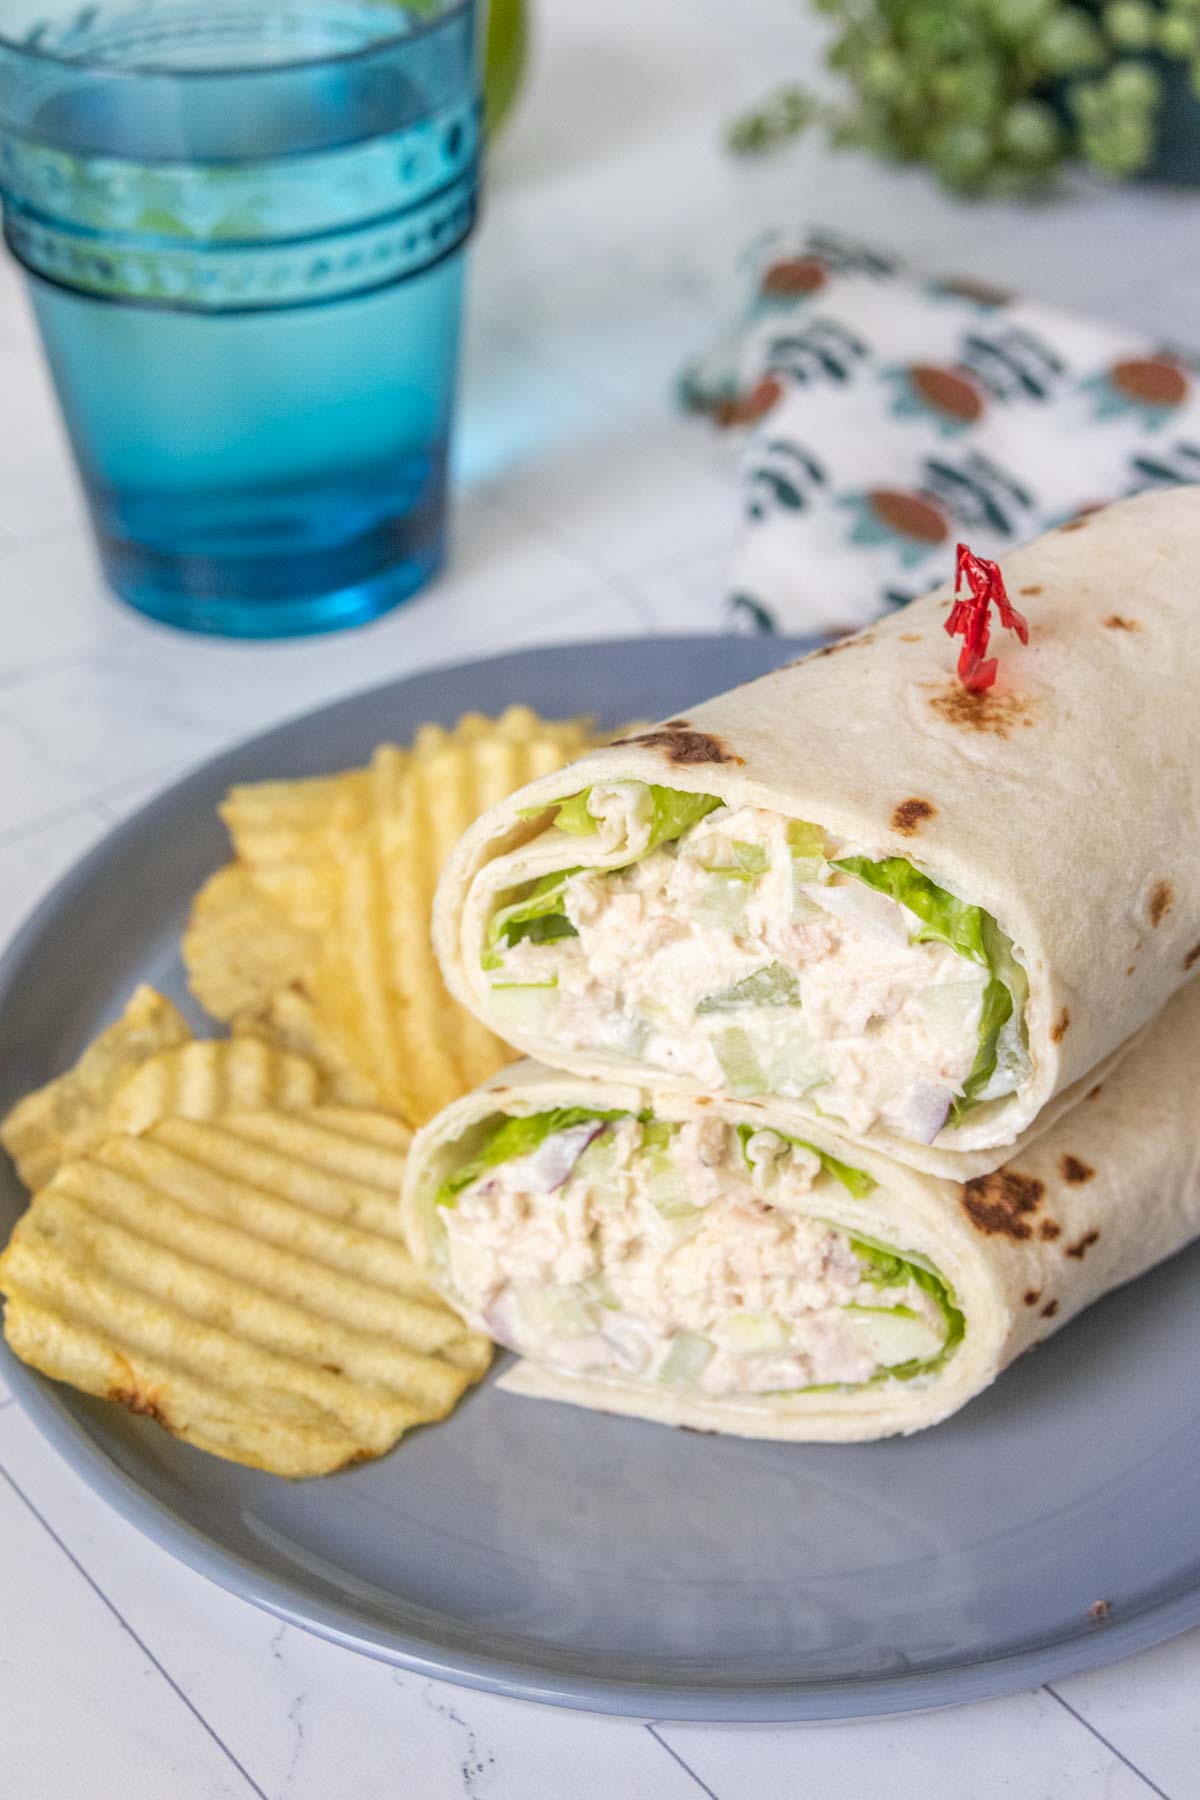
[730,0,1200,193]
[484,0,528,135]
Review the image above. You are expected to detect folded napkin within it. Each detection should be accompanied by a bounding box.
[683,226,1200,636]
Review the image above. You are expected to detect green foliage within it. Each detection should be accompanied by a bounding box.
[728,0,1199,193]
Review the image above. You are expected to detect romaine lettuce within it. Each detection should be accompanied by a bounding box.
[697,839,770,880]
[546,781,722,852]
[483,868,582,970]
[848,1232,964,1377]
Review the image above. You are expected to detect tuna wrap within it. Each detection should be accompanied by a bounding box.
[400,979,1200,1442]
[433,487,1200,1174]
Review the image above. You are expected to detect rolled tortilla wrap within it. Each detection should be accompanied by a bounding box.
[400,978,1200,1442]
[433,487,1200,1173]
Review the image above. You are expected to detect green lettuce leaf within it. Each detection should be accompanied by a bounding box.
[437,1106,629,1207]
[483,868,582,970]
[846,1232,964,1378]
[546,782,723,852]
[786,818,827,878]
[830,855,988,963]
[831,853,1027,1124]
[736,1122,876,1198]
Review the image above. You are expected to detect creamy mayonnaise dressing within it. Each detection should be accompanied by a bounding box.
[437,1115,951,1398]
[491,805,991,1139]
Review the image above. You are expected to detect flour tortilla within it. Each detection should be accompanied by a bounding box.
[434,487,1200,1173]
[401,977,1200,1441]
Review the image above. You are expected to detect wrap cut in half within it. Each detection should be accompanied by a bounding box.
[400,979,1200,1442]
[433,486,1200,1174]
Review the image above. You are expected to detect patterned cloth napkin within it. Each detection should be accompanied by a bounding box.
[683,226,1200,636]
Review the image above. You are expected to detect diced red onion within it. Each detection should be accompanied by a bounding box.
[524,1121,607,1193]
[904,1081,953,1144]
[483,1287,522,1350]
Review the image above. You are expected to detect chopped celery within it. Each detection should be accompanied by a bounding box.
[712,1026,766,1095]
[697,840,771,881]
[843,1304,945,1367]
[697,962,801,1013]
[658,1331,714,1385]
[713,1311,789,1353]
[697,875,751,929]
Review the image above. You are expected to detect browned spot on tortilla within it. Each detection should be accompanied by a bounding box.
[108,1386,173,1431]
[1088,1599,1112,1624]
[1185,941,1200,971]
[663,720,690,729]
[1060,1154,1094,1185]
[1050,1008,1070,1043]
[1059,517,1088,532]
[1039,1219,1062,1241]
[928,681,1034,739]
[611,725,744,766]
[1023,1289,1041,1306]
[321,1362,343,1375]
[891,797,936,836]
[679,1424,719,1435]
[960,1169,1044,1239]
[1041,1298,1059,1318]
[1086,1084,1103,1102]
[1065,1228,1100,1260]
[809,631,875,661]
[1020,584,1042,596]
[899,632,922,643]
[1148,880,1174,927]
[1103,614,1141,632]
[1126,964,1136,977]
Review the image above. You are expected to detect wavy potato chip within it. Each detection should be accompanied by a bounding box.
[0,1108,489,1477]
[183,864,317,1023]
[1,987,191,1191]
[231,990,382,1107]
[106,1038,323,1137]
[310,718,595,1125]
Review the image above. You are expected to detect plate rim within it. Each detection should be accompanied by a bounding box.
[2,634,1198,1723]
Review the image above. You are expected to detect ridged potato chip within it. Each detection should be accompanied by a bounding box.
[106,1038,323,1137]
[183,864,317,1023]
[0,1108,490,1477]
[311,715,595,1124]
[231,990,382,1107]
[1,987,191,1191]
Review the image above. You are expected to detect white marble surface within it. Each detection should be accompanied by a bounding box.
[1,0,1198,1793]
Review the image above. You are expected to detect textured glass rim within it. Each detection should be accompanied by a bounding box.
[0,0,473,79]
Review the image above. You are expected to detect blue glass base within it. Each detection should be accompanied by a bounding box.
[98,529,445,638]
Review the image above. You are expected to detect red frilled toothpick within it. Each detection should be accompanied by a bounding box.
[944,544,1029,693]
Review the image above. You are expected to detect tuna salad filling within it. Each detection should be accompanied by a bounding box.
[426,1108,963,1398]
[483,780,1030,1141]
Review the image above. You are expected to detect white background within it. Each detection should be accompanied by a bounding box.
[1,0,1198,1793]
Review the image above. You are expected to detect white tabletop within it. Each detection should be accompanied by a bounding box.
[1,1,1198,1793]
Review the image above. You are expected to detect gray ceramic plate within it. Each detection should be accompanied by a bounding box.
[2,636,1199,1724]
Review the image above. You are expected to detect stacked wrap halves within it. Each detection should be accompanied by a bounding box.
[402,487,1200,1440]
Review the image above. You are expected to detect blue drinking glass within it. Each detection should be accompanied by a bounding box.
[0,0,479,636]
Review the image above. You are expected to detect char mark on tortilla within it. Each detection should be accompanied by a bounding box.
[960,1169,1044,1239]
